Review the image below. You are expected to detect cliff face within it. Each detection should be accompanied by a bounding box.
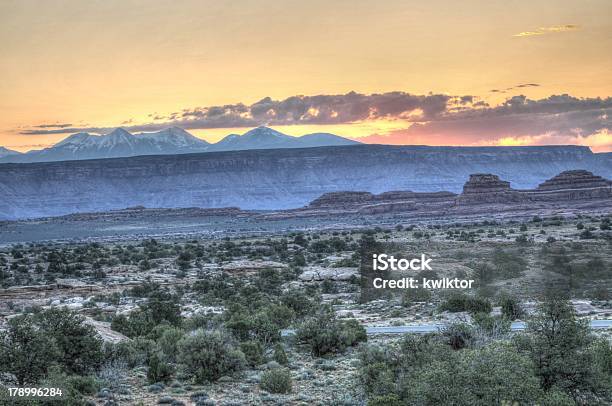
[0,144,610,220]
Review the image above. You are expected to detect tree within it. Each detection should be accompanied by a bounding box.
[0,314,60,384]
[34,308,103,375]
[260,367,292,394]
[296,307,366,356]
[0,308,103,385]
[522,295,598,399]
[499,294,524,320]
[177,329,245,383]
[147,352,174,383]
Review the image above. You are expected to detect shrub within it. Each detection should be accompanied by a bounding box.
[0,314,60,384]
[225,308,282,346]
[147,352,174,383]
[0,308,103,384]
[157,326,184,362]
[368,394,402,406]
[260,368,292,394]
[68,374,100,395]
[273,343,289,366]
[240,340,265,367]
[177,329,245,383]
[499,294,524,320]
[360,361,395,396]
[441,322,474,350]
[104,338,158,367]
[280,291,315,318]
[438,293,492,314]
[402,288,432,305]
[296,309,366,356]
[34,308,104,375]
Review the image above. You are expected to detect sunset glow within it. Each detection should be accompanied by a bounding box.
[1,0,610,152]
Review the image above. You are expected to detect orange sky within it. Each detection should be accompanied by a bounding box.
[1,0,610,152]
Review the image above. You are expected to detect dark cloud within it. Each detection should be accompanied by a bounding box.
[360,94,611,149]
[19,91,461,135]
[17,92,611,151]
[491,83,540,93]
[32,123,73,129]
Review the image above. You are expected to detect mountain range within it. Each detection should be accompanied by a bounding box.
[0,126,359,163]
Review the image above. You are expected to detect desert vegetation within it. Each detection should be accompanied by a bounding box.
[0,215,611,404]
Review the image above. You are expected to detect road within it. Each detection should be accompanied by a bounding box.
[281,319,612,336]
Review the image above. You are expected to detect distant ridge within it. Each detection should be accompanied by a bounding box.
[0,143,609,220]
[0,126,359,163]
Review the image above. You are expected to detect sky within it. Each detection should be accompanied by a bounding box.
[0,0,610,152]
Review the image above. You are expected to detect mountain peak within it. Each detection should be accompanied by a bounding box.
[106,128,133,137]
[0,146,21,158]
[242,126,290,139]
[55,132,96,147]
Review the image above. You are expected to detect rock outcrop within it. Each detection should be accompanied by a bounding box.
[292,170,612,216]
[526,170,612,202]
[536,170,611,190]
[456,174,525,205]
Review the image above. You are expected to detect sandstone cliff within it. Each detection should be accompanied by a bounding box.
[0,144,610,219]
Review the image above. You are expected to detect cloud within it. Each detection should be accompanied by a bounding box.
[31,123,73,129]
[513,24,579,37]
[16,91,611,151]
[358,94,611,152]
[20,91,469,135]
[490,83,540,93]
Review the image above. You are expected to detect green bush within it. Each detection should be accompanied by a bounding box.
[111,290,182,338]
[0,308,103,384]
[68,374,100,395]
[240,340,265,367]
[522,296,598,398]
[368,394,402,406]
[360,361,395,396]
[0,314,60,384]
[273,343,289,365]
[402,288,432,305]
[225,303,285,345]
[157,326,184,362]
[441,322,474,350]
[260,368,292,394]
[104,337,158,367]
[438,293,492,314]
[177,329,246,383]
[296,309,367,356]
[499,294,524,320]
[147,352,174,383]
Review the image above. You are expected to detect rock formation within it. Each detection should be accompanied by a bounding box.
[456,174,525,205]
[291,170,612,217]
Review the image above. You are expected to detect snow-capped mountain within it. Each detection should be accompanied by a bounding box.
[209,126,359,152]
[136,127,210,150]
[1,127,210,163]
[0,146,21,159]
[0,126,359,163]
